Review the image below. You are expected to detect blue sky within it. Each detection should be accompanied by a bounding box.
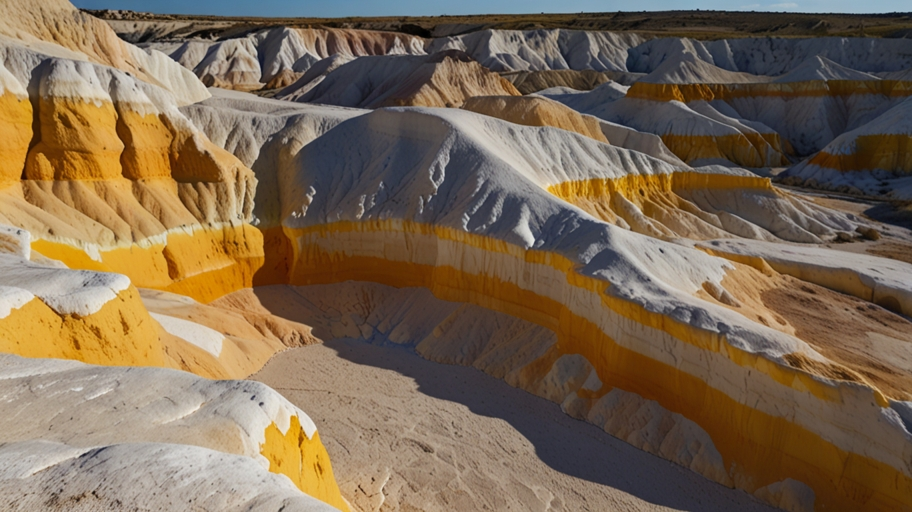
[71,0,911,17]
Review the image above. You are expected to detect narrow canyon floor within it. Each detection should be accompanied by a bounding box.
[253,340,778,512]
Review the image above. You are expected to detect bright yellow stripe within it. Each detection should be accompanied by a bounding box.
[31,224,265,304]
[262,417,350,512]
[806,134,912,173]
[546,171,772,203]
[0,287,165,367]
[283,219,883,405]
[0,91,32,186]
[281,220,911,511]
[628,80,912,103]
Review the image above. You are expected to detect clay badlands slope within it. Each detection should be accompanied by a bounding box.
[137,23,912,199]
[0,1,347,510]
[0,2,910,512]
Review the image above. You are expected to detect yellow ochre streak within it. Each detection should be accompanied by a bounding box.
[807,134,912,173]
[262,416,350,512]
[0,286,164,367]
[31,224,265,304]
[279,219,909,512]
[628,80,912,103]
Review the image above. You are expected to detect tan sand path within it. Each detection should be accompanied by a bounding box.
[253,340,778,512]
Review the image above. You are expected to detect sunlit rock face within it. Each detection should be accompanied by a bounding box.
[276,50,521,108]
[145,26,428,92]
[0,1,348,509]
[191,97,911,510]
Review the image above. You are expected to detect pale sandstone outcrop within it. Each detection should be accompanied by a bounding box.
[502,69,642,94]
[242,105,911,511]
[627,36,912,77]
[463,95,609,143]
[427,29,645,73]
[785,97,912,199]
[542,83,792,168]
[621,80,910,162]
[639,53,774,84]
[0,2,349,509]
[0,441,337,512]
[280,50,520,108]
[0,354,346,511]
[698,238,912,317]
[0,0,207,104]
[145,26,427,91]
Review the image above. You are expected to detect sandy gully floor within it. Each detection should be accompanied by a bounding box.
[253,340,777,512]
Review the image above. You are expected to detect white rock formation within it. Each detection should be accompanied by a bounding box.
[0,354,337,512]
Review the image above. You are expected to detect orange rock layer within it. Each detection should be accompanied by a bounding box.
[0,286,165,367]
[661,133,790,167]
[628,80,912,103]
[31,224,265,304]
[263,416,350,511]
[462,95,609,143]
[2,83,260,303]
[0,91,32,185]
[547,172,776,239]
[273,219,909,512]
[805,134,912,173]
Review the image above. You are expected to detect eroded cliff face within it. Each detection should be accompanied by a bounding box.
[135,22,912,195]
[462,95,609,143]
[183,100,912,511]
[0,51,261,304]
[0,0,208,105]
[0,3,348,510]
[141,24,912,190]
[145,26,428,92]
[0,222,347,510]
[278,50,521,108]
